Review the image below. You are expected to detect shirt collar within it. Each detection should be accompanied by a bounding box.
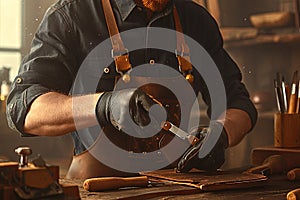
[114,0,136,21]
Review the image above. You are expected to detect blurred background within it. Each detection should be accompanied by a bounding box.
[0,0,299,175]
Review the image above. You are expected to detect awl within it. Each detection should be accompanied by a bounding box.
[162,121,200,145]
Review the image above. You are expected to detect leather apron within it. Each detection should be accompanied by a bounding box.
[66,0,195,179]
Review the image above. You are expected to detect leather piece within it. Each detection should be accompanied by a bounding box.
[140,169,267,191]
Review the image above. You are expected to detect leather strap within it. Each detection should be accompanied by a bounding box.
[102,0,132,74]
[173,6,193,76]
[102,0,193,81]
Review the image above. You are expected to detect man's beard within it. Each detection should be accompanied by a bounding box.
[134,0,171,12]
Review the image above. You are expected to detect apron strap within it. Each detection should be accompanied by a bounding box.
[102,0,194,83]
[173,6,194,83]
[102,0,132,81]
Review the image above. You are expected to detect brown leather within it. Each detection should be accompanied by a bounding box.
[173,6,192,76]
[140,169,267,191]
[102,0,132,74]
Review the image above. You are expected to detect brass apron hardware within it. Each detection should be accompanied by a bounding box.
[102,0,194,83]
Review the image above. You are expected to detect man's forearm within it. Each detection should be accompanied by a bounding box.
[24,92,102,136]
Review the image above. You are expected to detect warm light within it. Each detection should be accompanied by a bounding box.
[253,95,260,103]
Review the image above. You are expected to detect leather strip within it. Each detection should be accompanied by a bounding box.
[173,6,193,75]
[102,0,132,74]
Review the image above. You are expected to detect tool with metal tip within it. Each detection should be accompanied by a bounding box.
[15,147,32,168]
[162,121,200,145]
[247,154,286,175]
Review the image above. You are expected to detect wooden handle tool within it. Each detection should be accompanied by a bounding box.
[247,155,286,175]
[162,121,199,145]
[83,176,149,191]
[287,168,300,181]
[288,70,298,114]
[287,188,300,200]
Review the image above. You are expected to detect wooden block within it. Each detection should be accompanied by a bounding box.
[18,167,55,189]
[17,165,59,188]
[251,146,300,171]
[61,184,81,200]
[0,162,18,184]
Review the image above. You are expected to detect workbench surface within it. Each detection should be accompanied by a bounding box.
[60,175,300,200]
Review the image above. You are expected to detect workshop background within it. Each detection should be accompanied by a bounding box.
[0,0,299,176]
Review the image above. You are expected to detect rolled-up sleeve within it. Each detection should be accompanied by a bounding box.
[6,6,77,136]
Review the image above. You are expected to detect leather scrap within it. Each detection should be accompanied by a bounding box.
[140,169,267,191]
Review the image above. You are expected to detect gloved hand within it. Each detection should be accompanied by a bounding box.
[176,121,228,173]
[95,88,158,131]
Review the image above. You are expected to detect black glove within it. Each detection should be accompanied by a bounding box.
[95,88,158,131]
[176,121,228,173]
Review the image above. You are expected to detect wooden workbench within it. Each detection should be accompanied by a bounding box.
[60,175,300,200]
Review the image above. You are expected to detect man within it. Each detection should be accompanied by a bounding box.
[6,0,257,178]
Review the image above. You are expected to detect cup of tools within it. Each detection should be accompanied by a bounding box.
[274,113,300,148]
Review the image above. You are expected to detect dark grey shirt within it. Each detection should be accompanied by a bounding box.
[6,0,257,155]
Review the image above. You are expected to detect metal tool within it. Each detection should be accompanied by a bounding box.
[1,147,80,199]
[162,121,200,145]
[15,146,32,168]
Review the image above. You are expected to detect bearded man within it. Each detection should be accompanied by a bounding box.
[7,0,257,179]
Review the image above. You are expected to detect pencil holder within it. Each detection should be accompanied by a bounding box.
[274,113,300,148]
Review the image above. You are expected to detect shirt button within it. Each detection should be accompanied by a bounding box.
[16,77,22,84]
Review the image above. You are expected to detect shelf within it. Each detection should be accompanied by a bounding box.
[222,27,300,48]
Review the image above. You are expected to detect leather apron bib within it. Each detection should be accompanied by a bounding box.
[66,0,195,179]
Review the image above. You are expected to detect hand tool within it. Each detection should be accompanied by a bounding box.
[282,76,288,112]
[274,75,285,113]
[287,168,300,181]
[161,121,200,145]
[83,176,157,191]
[246,154,287,175]
[1,147,80,200]
[288,70,298,114]
[287,188,300,200]
[15,146,32,168]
